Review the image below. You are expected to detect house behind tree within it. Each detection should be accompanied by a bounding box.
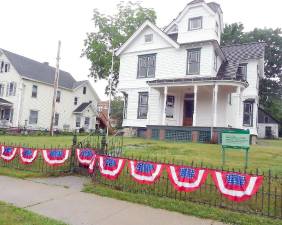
[0,49,100,131]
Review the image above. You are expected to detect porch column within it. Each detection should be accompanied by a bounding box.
[236,86,242,128]
[192,85,198,126]
[212,84,218,127]
[162,86,167,125]
[147,86,151,125]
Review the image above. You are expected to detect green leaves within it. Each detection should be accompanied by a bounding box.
[82,1,156,94]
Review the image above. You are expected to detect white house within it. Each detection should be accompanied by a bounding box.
[117,0,265,142]
[257,108,279,139]
[0,49,100,132]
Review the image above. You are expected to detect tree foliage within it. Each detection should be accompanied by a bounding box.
[222,23,282,123]
[110,96,124,128]
[82,1,156,94]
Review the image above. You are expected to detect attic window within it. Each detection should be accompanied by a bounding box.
[144,34,153,43]
[188,17,202,30]
[237,64,247,81]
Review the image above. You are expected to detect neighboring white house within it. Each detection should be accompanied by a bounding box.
[0,49,100,131]
[117,0,265,142]
[257,108,279,139]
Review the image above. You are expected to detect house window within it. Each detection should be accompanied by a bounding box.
[56,90,61,102]
[4,63,10,72]
[29,110,38,124]
[0,83,4,96]
[144,34,153,43]
[137,54,156,78]
[123,93,128,119]
[137,92,148,119]
[237,64,247,80]
[76,116,81,127]
[188,17,202,30]
[0,61,4,73]
[264,116,269,123]
[74,97,78,105]
[7,82,16,96]
[214,51,218,71]
[83,87,86,95]
[166,95,175,118]
[228,94,232,105]
[84,117,90,126]
[54,113,59,126]
[187,49,201,74]
[215,22,219,35]
[265,126,272,138]
[32,85,38,98]
[243,102,253,127]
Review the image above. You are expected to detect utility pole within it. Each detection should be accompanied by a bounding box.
[106,48,115,138]
[50,40,61,136]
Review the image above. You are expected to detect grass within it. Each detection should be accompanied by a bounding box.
[0,201,66,225]
[83,182,282,225]
[122,137,282,174]
[0,167,45,179]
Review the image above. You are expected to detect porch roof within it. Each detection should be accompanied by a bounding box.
[73,102,92,114]
[0,98,12,106]
[146,77,248,87]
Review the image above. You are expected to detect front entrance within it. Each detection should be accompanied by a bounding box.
[183,94,194,126]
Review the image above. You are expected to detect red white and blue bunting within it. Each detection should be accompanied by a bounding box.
[88,155,97,174]
[98,156,126,180]
[19,148,38,164]
[0,146,17,162]
[129,160,164,184]
[167,165,209,192]
[211,171,263,202]
[76,148,95,166]
[42,149,70,166]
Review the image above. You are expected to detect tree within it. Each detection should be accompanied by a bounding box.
[82,1,156,94]
[222,23,282,125]
[110,96,124,129]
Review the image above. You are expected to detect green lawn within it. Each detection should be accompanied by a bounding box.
[122,137,282,174]
[0,201,66,225]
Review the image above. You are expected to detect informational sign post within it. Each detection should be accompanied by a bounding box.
[221,129,250,168]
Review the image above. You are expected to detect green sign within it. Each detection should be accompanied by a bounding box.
[221,129,250,168]
[222,129,250,149]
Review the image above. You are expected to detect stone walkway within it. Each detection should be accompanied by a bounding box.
[0,176,225,225]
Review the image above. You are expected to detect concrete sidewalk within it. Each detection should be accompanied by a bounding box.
[0,176,225,225]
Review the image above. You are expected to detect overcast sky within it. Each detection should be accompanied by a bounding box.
[1,0,281,100]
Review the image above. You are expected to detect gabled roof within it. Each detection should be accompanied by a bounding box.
[218,42,265,78]
[73,102,92,113]
[1,49,84,90]
[116,20,179,56]
[0,98,12,106]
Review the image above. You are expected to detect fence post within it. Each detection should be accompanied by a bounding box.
[70,132,78,173]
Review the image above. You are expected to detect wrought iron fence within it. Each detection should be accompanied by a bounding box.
[90,154,282,219]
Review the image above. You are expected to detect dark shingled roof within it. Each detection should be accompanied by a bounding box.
[187,0,204,5]
[218,42,265,78]
[0,98,12,105]
[1,49,82,89]
[207,2,221,13]
[73,102,92,113]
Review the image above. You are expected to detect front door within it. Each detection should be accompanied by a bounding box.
[183,94,194,126]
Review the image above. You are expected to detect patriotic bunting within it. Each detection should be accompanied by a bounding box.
[129,160,164,184]
[1,146,17,162]
[211,171,263,202]
[42,149,70,166]
[88,155,97,174]
[76,148,95,166]
[19,148,38,164]
[98,156,126,180]
[167,165,209,192]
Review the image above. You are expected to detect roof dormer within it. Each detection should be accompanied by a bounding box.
[164,0,223,44]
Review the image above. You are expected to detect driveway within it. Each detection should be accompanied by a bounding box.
[0,176,225,225]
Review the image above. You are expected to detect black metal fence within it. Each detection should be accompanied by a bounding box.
[90,154,282,219]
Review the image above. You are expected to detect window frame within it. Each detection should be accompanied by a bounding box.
[215,22,219,36]
[144,34,153,43]
[29,110,38,125]
[188,16,203,31]
[31,85,38,98]
[214,51,218,71]
[75,116,81,128]
[123,93,128,119]
[74,97,78,105]
[186,48,201,75]
[137,92,149,119]
[83,86,87,95]
[56,90,61,103]
[264,116,269,123]
[0,83,4,96]
[84,117,90,126]
[237,63,248,81]
[243,101,253,127]
[137,54,156,78]
[54,113,59,126]
[7,82,16,96]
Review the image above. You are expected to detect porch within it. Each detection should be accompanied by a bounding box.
[147,78,248,129]
[0,98,13,128]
